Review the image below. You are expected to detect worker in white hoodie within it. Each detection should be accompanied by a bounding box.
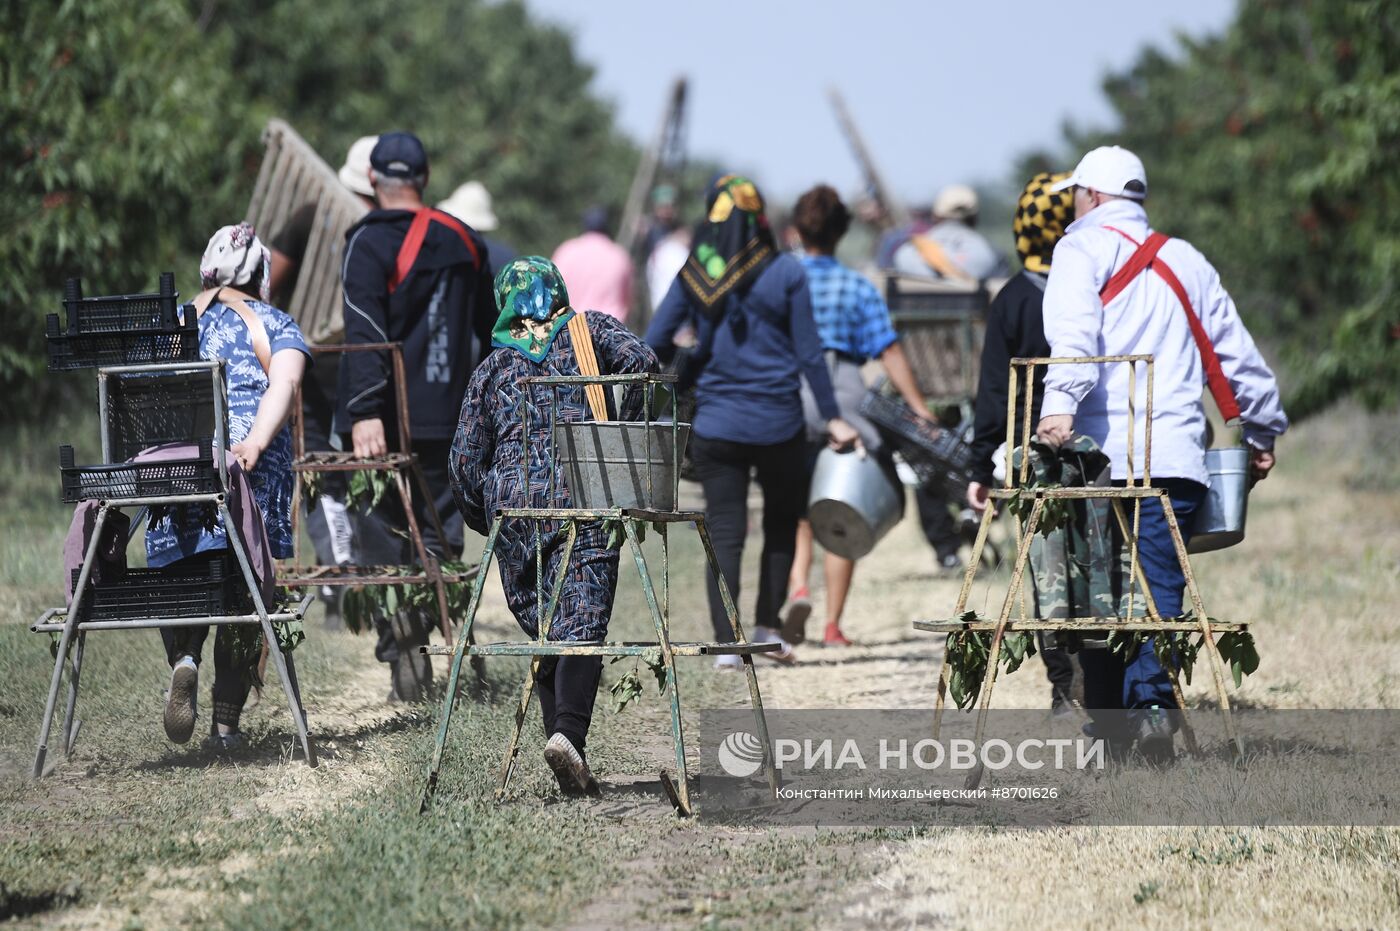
[1037,145,1289,760]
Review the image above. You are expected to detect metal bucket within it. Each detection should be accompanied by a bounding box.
[808,448,906,560]
[1189,447,1249,553]
[554,421,690,512]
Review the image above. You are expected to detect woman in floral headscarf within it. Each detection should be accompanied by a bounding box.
[645,175,860,668]
[150,222,311,751]
[450,256,657,796]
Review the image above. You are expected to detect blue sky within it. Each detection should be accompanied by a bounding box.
[523,0,1237,206]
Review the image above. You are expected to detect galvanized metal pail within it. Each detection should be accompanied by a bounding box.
[554,421,690,512]
[1189,446,1249,553]
[808,448,906,560]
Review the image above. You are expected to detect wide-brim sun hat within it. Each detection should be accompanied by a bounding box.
[438,181,499,231]
[337,135,379,198]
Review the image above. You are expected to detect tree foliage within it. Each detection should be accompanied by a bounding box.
[1,0,248,411]
[1061,0,1399,418]
[1,0,637,418]
[201,0,638,254]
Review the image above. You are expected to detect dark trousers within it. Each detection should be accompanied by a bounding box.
[690,431,807,640]
[1080,478,1207,712]
[160,558,255,731]
[915,485,961,560]
[353,438,464,664]
[535,656,604,751]
[1039,632,1077,706]
[301,358,351,568]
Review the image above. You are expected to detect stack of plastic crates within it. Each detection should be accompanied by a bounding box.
[47,274,240,621]
[32,274,318,775]
[46,273,198,371]
[859,389,973,496]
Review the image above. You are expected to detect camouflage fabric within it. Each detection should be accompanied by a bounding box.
[1011,436,1150,642]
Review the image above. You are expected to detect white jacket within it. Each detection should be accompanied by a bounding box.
[1041,200,1288,484]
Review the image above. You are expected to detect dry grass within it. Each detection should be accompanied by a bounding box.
[1,404,1396,928]
[822,405,1400,929]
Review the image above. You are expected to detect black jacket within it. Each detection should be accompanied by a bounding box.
[969,271,1051,486]
[337,208,495,442]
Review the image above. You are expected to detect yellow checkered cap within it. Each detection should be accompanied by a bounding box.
[1012,171,1074,274]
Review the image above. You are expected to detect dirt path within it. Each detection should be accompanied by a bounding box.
[553,504,1020,929]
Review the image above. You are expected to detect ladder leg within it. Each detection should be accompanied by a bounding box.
[498,520,577,799]
[395,469,453,647]
[954,505,998,615]
[624,520,691,815]
[931,654,952,741]
[694,517,778,795]
[1159,496,1243,761]
[36,506,108,778]
[62,631,87,757]
[935,505,997,741]
[495,657,541,800]
[967,497,1044,789]
[422,517,501,812]
[1163,656,1201,756]
[225,505,316,766]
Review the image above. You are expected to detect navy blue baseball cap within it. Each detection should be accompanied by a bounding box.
[370,132,428,178]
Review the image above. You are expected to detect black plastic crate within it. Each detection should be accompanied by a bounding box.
[860,390,973,493]
[105,370,219,463]
[73,553,252,622]
[59,437,218,502]
[895,445,969,496]
[46,274,198,371]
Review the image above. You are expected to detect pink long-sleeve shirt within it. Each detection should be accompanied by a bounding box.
[551,231,634,324]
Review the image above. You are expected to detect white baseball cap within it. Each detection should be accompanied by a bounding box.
[337,135,379,198]
[1050,146,1148,200]
[933,183,979,220]
[437,180,499,231]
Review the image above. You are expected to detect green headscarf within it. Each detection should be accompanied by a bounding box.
[491,256,575,362]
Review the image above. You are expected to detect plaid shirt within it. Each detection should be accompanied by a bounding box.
[800,254,898,362]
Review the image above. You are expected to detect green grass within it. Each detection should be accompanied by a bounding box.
[0,414,879,929]
[10,404,1395,928]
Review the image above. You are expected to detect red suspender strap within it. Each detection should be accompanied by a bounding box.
[1098,228,1242,423]
[387,208,482,295]
[1098,226,1162,304]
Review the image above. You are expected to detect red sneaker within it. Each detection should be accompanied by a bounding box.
[823,623,854,647]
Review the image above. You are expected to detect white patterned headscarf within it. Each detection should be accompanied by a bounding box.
[200,223,271,301]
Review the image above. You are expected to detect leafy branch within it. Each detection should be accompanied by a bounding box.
[1005,483,1071,538]
[1107,626,1259,688]
[609,648,668,713]
[944,611,1038,711]
[339,560,475,634]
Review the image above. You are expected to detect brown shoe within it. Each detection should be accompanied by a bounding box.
[779,588,812,645]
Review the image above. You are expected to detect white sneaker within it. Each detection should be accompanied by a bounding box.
[713,654,743,671]
[164,655,198,744]
[751,626,797,665]
[543,732,600,797]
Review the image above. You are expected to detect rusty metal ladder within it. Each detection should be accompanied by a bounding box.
[915,355,1245,785]
[417,372,781,816]
[277,342,477,656]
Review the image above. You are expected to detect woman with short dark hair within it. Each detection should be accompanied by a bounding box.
[785,184,934,646]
